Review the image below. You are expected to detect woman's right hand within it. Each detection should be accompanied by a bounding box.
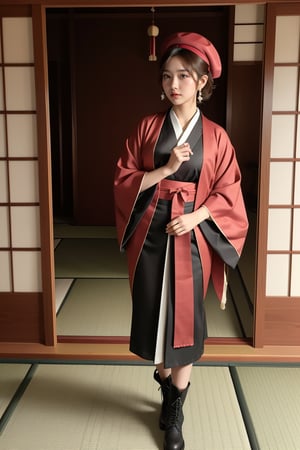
[166,142,193,175]
[140,143,193,192]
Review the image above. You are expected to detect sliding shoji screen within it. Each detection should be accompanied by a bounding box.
[0,16,41,294]
[256,4,300,346]
[0,7,55,345]
[267,14,300,298]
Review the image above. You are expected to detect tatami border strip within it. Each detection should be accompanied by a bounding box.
[229,366,260,450]
[0,364,38,434]
[56,278,76,316]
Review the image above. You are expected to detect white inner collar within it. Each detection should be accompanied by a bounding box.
[170,108,200,145]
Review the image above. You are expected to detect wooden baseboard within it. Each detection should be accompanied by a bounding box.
[1,341,300,364]
[0,293,43,343]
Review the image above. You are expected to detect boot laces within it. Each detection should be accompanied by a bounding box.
[168,398,182,426]
[157,385,163,400]
[158,380,170,399]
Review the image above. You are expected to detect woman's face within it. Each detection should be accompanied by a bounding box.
[162,55,202,108]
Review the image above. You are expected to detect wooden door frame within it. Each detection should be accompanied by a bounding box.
[2,0,300,363]
[255,1,300,347]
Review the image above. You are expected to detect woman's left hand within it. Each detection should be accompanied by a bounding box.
[166,212,198,236]
[166,207,210,236]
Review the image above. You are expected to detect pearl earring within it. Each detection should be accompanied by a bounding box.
[161,91,165,101]
[197,90,203,104]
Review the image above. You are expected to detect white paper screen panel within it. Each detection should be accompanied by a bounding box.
[0,252,12,292]
[0,206,10,247]
[295,162,300,204]
[293,209,300,251]
[2,18,34,63]
[266,254,289,296]
[267,209,291,251]
[0,115,6,156]
[297,121,300,157]
[233,43,263,62]
[235,4,265,23]
[7,115,37,157]
[234,24,264,42]
[269,162,293,205]
[291,255,300,296]
[0,68,3,110]
[4,67,36,111]
[273,67,298,112]
[11,206,41,248]
[9,161,39,203]
[270,115,295,158]
[0,161,8,202]
[275,16,300,63]
[12,251,42,292]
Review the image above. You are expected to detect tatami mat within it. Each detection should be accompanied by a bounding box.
[55,238,128,278]
[0,364,31,419]
[56,278,243,337]
[57,279,132,336]
[205,283,243,338]
[55,278,74,313]
[188,367,250,450]
[54,238,61,249]
[235,366,300,450]
[54,232,253,338]
[54,224,117,239]
[0,364,250,450]
[2,221,297,449]
[227,268,253,338]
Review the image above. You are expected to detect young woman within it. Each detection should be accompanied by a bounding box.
[114,32,248,450]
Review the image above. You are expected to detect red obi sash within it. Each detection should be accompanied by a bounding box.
[159,179,197,349]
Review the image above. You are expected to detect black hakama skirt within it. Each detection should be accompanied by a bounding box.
[130,198,207,368]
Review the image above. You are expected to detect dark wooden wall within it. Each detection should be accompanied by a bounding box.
[229,63,262,211]
[47,7,229,225]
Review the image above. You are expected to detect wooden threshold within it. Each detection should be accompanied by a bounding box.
[1,341,300,364]
[56,336,251,345]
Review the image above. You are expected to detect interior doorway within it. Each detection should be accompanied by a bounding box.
[46,6,257,343]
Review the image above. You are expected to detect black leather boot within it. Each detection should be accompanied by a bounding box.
[153,369,172,430]
[164,382,190,450]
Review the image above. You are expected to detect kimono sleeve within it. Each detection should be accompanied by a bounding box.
[113,118,155,250]
[201,123,249,266]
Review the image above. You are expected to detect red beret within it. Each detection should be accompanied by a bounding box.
[160,32,222,79]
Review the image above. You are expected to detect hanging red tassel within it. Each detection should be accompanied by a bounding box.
[147,8,159,61]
